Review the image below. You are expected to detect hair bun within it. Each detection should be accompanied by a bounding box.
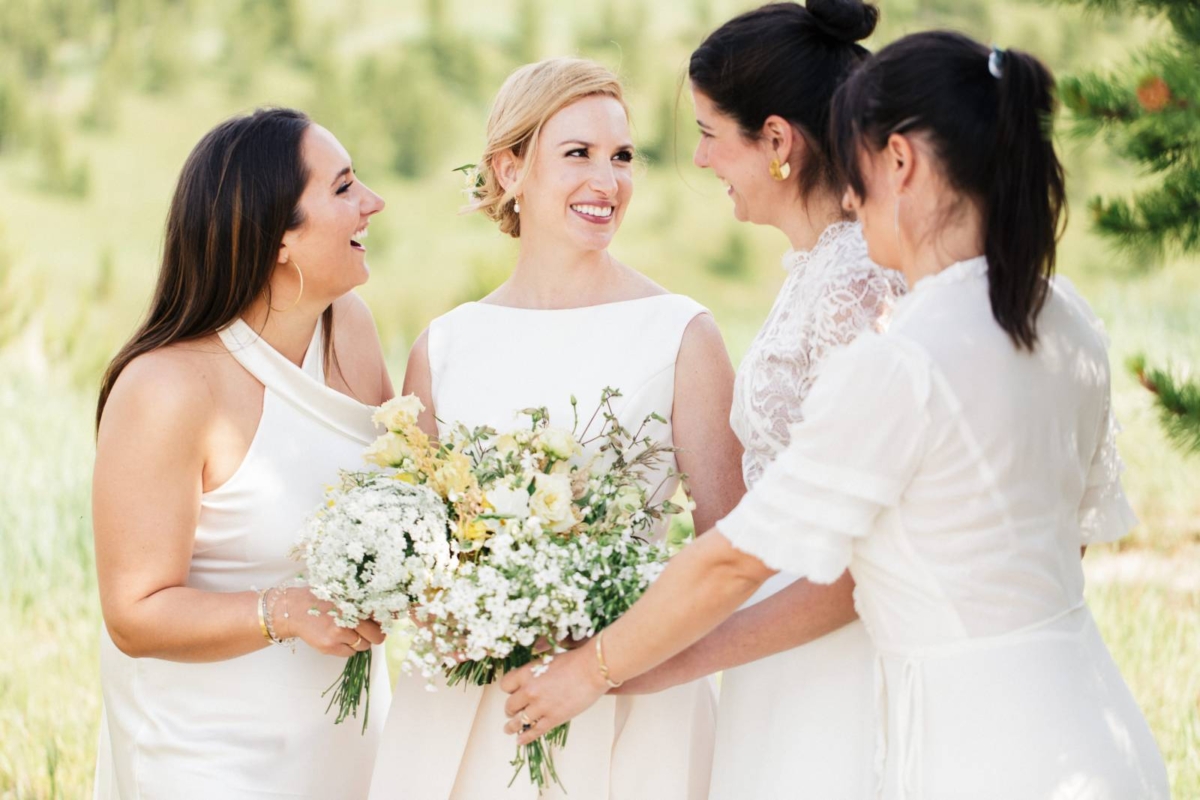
[806,0,879,44]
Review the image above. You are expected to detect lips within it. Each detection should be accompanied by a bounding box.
[350,224,368,251]
[569,203,615,224]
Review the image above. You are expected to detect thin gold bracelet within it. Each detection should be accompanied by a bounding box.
[595,631,624,689]
[255,589,273,643]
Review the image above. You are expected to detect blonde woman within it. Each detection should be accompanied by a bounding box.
[367,58,744,800]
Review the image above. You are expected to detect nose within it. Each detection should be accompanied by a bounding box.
[693,138,709,169]
[588,160,619,197]
[363,184,385,216]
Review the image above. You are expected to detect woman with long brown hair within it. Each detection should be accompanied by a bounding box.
[92,108,393,799]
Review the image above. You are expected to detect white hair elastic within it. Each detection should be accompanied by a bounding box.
[988,47,1005,79]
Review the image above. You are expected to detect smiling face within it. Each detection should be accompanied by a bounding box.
[512,95,634,253]
[278,124,385,300]
[691,86,781,225]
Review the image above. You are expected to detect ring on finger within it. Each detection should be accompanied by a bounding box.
[519,711,534,732]
[351,635,364,650]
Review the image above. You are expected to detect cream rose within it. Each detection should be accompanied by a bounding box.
[485,484,530,520]
[528,473,578,534]
[372,394,426,432]
[535,427,580,461]
[364,432,413,468]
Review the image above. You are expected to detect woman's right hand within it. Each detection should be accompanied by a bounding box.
[276,587,386,657]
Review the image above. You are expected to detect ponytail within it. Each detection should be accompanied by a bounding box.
[831,31,1067,350]
[986,48,1065,350]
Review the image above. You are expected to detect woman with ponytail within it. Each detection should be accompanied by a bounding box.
[500,32,1170,799]
[611,3,900,798]
[92,109,393,798]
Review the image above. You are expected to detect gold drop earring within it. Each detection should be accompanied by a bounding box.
[769,158,791,182]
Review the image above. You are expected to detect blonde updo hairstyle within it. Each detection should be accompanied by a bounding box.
[472,58,628,238]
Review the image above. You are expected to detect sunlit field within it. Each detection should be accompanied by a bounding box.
[1,1,1196,796]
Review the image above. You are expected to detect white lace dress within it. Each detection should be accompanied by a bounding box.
[712,222,906,800]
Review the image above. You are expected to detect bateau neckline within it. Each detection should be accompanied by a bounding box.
[467,294,680,312]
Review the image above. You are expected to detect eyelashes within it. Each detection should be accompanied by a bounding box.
[565,148,635,162]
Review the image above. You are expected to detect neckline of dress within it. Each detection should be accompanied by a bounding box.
[780,221,859,274]
[467,293,679,312]
[909,255,988,293]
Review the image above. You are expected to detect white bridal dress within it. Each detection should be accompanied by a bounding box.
[718,258,1170,800]
[93,319,391,800]
[368,294,717,800]
[713,221,905,800]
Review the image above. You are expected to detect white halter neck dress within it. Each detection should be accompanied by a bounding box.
[368,295,717,800]
[93,319,391,800]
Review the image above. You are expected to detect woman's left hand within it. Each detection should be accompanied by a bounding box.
[499,645,608,745]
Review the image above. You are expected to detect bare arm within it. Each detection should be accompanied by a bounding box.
[401,327,439,439]
[93,353,383,662]
[616,572,856,693]
[501,527,773,743]
[670,313,746,534]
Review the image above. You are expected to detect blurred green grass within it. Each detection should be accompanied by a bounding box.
[1,0,1196,797]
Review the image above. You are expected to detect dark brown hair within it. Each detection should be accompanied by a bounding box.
[96,107,329,429]
[689,0,878,197]
[832,31,1067,350]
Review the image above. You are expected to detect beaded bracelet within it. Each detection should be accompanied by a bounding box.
[264,587,298,653]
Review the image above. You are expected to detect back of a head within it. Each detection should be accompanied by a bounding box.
[473,58,626,238]
[97,107,312,429]
[689,0,879,196]
[832,31,1066,350]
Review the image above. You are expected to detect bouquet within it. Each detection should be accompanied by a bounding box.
[296,389,686,791]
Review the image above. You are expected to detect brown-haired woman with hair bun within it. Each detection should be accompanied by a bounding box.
[600,2,901,798]
[501,31,1170,800]
[367,57,746,800]
[92,109,393,799]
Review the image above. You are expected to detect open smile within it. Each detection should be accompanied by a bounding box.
[570,203,615,224]
[350,224,369,251]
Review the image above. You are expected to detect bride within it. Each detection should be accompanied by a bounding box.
[366,58,745,800]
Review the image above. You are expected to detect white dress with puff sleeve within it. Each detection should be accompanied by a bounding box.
[718,257,1170,799]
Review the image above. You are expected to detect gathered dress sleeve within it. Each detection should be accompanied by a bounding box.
[716,334,933,583]
[1079,396,1138,544]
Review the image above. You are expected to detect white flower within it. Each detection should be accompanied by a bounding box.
[486,484,530,520]
[528,473,577,534]
[535,427,580,461]
[372,394,425,432]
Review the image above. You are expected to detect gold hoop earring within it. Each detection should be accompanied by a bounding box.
[270,257,304,313]
[769,158,791,182]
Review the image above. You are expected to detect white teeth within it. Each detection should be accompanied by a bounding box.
[571,204,613,218]
[352,226,368,241]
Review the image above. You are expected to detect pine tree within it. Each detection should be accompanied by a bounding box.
[1057,0,1200,455]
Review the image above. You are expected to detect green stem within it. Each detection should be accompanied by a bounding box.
[322,650,372,734]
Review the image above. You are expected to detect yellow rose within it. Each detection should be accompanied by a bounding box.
[529,473,578,534]
[494,433,520,456]
[430,450,476,501]
[372,394,426,432]
[364,431,413,468]
[456,517,491,542]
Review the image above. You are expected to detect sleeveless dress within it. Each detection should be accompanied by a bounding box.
[718,258,1170,799]
[714,222,905,800]
[368,295,717,800]
[93,319,391,800]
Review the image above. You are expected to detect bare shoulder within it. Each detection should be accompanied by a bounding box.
[678,311,728,360]
[99,341,223,440]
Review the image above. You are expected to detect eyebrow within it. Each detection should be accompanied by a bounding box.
[330,166,352,186]
[558,139,635,151]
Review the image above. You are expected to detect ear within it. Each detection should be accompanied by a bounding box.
[760,115,796,162]
[276,243,291,266]
[884,133,916,197]
[492,148,524,195]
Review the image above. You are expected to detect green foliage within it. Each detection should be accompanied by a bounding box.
[1058,0,1200,259]
[1129,355,1200,455]
[36,114,91,199]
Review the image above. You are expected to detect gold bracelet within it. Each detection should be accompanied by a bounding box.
[255,589,273,643]
[595,631,624,689]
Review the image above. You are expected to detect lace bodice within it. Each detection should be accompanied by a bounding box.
[731,222,906,488]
